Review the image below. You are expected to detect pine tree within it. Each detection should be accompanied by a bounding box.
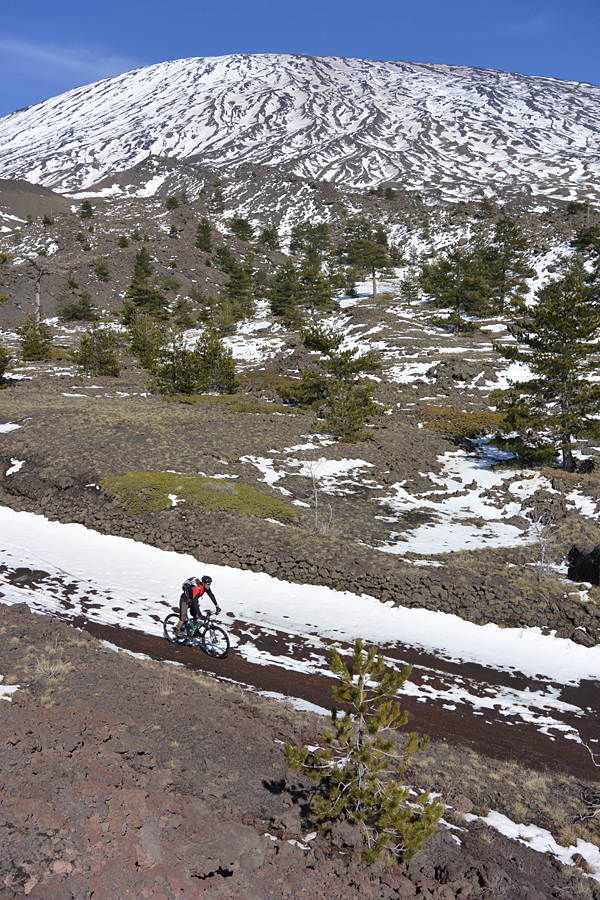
[214,245,237,275]
[124,247,168,319]
[325,382,382,441]
[195,217,212,252]
[172,297,196,330]
[278,326,383,441]
[75,322,120,376]
[290,222,332,260]
[0,345,11,380]
[492,257,600,471]
[285,639,443,865]
[150,330,238,395]
[199,329,239,393]
[268,260,303,323]
[211,186,224,213]
[80,200,93,219]
[18,313,53,360]
[299,259,335,316]
[229,216,254,242]
[338,218,392,300]
[484,217,534,311]
[258,225,280,250]
[132,246,153,280]
[126,311,168,369]
[420,248,491,327]
[118,235,129,249]
[224,263,255,317]
[57,290,95,321]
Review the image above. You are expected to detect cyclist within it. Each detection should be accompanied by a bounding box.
[176,575,221,636]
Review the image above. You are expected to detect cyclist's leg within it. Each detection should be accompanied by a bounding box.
[191,595,202,625]
[178,595,189,631]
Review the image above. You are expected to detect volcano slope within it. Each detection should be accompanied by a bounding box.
[2,173,600,896]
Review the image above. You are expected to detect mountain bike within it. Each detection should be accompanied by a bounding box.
[163,609,230,659]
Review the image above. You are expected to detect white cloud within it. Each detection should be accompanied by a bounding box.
[504,12,557,36]
[0,34,139,82]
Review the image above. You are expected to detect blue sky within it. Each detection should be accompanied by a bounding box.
[1,0,599,118]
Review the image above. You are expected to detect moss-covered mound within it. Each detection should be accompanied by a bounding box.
[170,394,298,415]
[101,471,298,520]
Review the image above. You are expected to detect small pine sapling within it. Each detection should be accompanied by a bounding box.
[18,313,53,361]
[285,639,444,865]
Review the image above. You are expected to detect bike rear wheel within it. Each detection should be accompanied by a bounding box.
[163,613,188,645]
[201,623,230,659]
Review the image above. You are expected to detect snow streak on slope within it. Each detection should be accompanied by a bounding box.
[0,54,600,201]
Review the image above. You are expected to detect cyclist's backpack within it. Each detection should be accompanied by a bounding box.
[182,577,201,601]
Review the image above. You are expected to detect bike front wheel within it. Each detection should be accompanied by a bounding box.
[163,613,188,645]
[201,624,230,659]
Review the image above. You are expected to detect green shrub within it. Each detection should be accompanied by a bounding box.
[74,323,120,376]
[417,405,501,439]
[94,259,110,282]
[101,471,298,520]
[80,200,93,219]
[118,235,129,248]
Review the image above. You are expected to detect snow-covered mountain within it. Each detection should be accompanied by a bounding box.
[0,53,600,202]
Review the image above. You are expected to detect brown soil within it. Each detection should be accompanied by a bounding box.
[1,604,599,900]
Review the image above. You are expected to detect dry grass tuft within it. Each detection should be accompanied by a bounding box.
[35,655,73,679]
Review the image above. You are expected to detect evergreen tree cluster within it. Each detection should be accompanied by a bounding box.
[149,330,238,396]
[419,216,534,329]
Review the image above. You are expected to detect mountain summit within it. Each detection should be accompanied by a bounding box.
[0,53,599,201]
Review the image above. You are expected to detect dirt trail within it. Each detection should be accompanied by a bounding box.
[78,615,600,782]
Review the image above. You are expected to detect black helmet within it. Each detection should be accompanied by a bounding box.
[201,574,212,585]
